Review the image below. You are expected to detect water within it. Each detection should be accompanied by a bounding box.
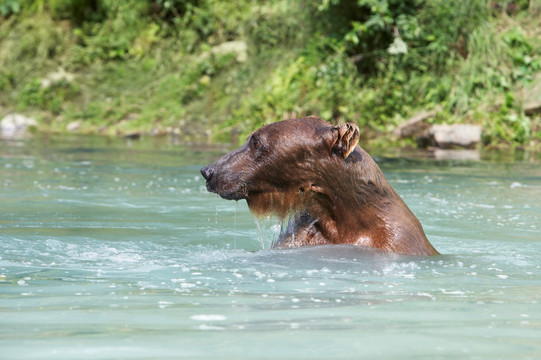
[1,136,540,359]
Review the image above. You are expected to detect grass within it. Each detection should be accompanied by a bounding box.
[0,1,540,150]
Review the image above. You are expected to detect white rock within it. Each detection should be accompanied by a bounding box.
[428,124,482,149]
[66,120,81,132]
[1,113,38,138]
[41,68,75,89]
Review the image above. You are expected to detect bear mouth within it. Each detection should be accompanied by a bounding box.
[218,191,246,201]
[206,182,248,201]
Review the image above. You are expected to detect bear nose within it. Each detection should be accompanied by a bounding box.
[201,166,214,182]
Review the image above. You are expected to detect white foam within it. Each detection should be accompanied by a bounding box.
[190,314,227,321]
[510,182,522,189]
[198,324,224,331]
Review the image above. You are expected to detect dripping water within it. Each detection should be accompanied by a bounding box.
[215,194,219,224]
[253,215,285,250]
[234,200,238,249]
[254,219,266,249]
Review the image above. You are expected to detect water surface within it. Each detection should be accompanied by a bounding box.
[1,136,540,359]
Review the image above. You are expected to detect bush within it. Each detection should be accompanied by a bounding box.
[0,0,539,147]
[70,1,149,66]
[483,93,531,145]
[0,0,21,17]
[18,77,79,114]
[49,0,107,24]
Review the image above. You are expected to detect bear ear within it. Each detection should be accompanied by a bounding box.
[328,123,360,159]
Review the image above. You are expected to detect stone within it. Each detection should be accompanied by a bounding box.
[525,100,541,116]
[66,120,81,132]
[124,132,142,140]
[41,68,75,89]
[427,124,482,149]
[1,113,38,138]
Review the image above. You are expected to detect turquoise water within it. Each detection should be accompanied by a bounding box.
[1,136,540,359]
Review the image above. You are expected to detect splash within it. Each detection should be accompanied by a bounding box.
[253,215,284,249]
[247,189,314,249]
[245,189,298,249]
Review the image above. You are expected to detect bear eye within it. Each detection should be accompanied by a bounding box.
[250,135,261,150]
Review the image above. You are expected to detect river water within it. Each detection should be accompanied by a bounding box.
[1,136,540,359]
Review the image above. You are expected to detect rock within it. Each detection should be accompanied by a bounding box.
[66,120,81,132]
[1,113,38,138]
[41,68,75,89]
[525,100,541,116]
[427,124,482,149]
[124,132,142,140]
[395,108,482,149]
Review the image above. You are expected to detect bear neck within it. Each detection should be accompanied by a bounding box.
[308,148,437,255]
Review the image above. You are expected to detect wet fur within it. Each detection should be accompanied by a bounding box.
[201,117,439,256]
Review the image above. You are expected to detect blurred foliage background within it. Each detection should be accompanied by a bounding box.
[0,0,540,147]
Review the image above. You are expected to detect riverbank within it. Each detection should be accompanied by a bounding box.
[1,1,540,149]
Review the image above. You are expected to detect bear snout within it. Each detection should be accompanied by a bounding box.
[200,164,247,200]
[200,166,214,182]
[201,165,218,193]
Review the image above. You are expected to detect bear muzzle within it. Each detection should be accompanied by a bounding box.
[200,165,247,201]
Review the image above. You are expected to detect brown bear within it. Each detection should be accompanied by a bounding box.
[201,117,439,256]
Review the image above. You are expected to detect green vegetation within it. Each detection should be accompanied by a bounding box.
[0,0,540,148]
